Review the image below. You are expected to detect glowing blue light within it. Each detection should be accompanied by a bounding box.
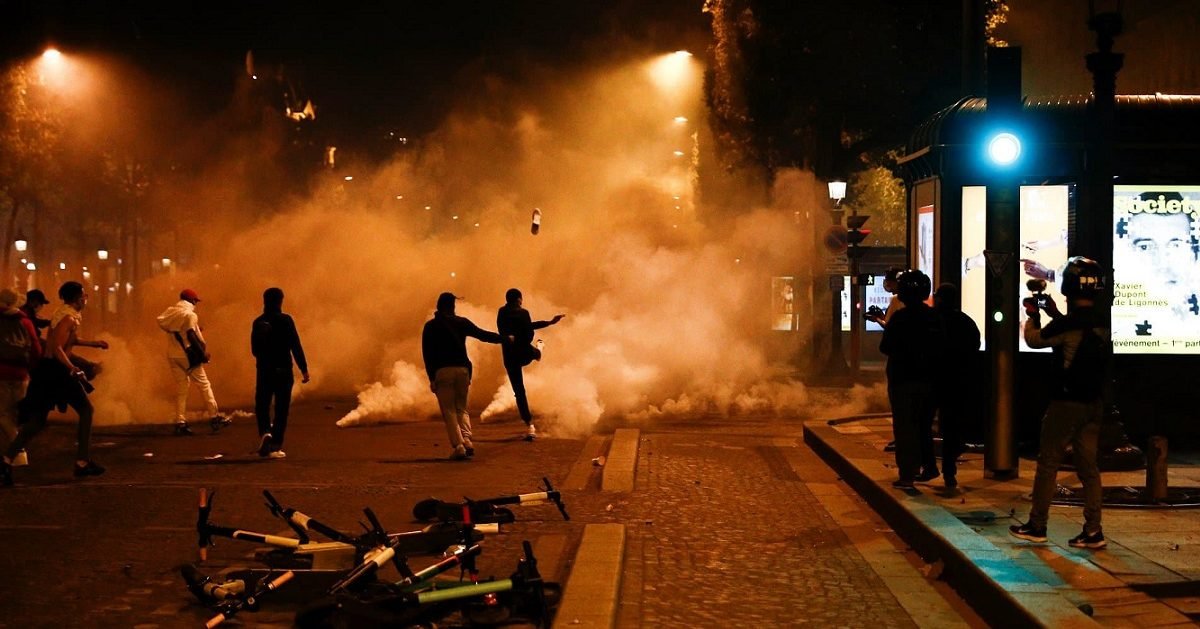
[987,132,1022,166]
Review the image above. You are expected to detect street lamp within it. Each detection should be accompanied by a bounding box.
[14,235,28,252]
[97,248,109,261]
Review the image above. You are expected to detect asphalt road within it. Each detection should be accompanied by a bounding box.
[0,399,979,628]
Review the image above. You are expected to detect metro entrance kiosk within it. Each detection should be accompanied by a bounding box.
[897,93,1200,470]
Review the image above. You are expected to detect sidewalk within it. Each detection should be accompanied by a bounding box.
[805,416,1200,628]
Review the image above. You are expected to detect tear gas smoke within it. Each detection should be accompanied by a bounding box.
[65,55,887,433]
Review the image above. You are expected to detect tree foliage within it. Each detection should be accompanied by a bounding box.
[0,65,66,278]
[703,0,988,183]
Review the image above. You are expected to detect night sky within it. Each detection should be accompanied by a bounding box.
[1,1,709,148]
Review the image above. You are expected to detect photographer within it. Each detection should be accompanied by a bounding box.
[879,270,944,489]
[1010,257,1109,549]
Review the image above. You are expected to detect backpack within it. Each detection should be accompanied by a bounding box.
[0,313,33,366]
[1061,327,1108,401]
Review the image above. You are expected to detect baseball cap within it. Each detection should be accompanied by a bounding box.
[180,288,201,302]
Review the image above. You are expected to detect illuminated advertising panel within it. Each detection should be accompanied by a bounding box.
[771,276,797,331]
[917,205,935,282]
[840,277,891,332]
[960,185,1070,351]
[1112,185,1200,354]
[961,187,987,348]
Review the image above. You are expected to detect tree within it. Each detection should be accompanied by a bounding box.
[846,164,905,247]
[703,0,1009,185]
[0,63,66,280]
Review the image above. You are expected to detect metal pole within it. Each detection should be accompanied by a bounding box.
[825,204,849,376]
[984,46,1022,479]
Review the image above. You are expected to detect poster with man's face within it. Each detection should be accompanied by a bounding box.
[1113,185,1200,354]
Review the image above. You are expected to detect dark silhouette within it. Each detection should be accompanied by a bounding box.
[422,292,502,460]
[1011,257,1110,550]
[19,289,51,342]
[879,269,943,489]
[2,282,108,486]
[251,288,310,459]
[497,288,564,440]
[932,283,980,490]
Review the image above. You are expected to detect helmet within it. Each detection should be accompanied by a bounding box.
[896,269,931,305]
[1059,256,1106,298]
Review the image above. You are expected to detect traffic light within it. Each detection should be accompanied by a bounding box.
[846,215,871,259]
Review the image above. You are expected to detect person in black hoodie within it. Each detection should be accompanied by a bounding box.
[932,283,981,490]
[422,292,503,460]
[879,269,944,489]
[251,288,309,459]
[497,288,564,441]
[1010,257,1110,550]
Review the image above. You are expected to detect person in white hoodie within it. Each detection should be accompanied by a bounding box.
[157,289,228,435]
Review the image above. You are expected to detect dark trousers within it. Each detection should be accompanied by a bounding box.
[938,388,968,481]
[1028,399,1103,532]
[255,368,294,448]
[889,380,937,481]
[505,363,532,423]
[7,359,93,461]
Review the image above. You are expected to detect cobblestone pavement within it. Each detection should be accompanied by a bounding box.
[599,416,926,628]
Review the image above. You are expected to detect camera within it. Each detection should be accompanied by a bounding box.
[865,305,885,320]
[1025,278,1048,313]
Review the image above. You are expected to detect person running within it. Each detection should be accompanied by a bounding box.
[157,289,229,435]
[0,288,41,471]
[20,289,51,343]
[2,282,107,486]
[422,292,502,460]
[496,288,564,440]
[251,288,310,459]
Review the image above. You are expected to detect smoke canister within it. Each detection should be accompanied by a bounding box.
[531,208,542,235]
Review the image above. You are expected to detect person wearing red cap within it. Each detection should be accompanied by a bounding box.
[156,289,228,435]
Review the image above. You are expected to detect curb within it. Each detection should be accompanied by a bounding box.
[553,523,626,629]
[804,421,1100,628]
[602,429,639,492]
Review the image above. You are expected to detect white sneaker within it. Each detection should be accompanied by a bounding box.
[525,423,537,441]
[12,450,28,467]
[267,450,287,459]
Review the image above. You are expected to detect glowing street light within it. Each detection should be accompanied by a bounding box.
[14,235,27,252]
[673,150,685,157]
[343,175,354,181]
[649,50,696,91]
[26,262,36,271]
[162,257,172,267]
[59,262,66,270]
[42,48,63,63]
[827,180,847,203]
[97,248,109,261]
[673,116,688,124]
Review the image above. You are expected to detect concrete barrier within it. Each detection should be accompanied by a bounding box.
[601,429,639,492]
[553,523,626,629]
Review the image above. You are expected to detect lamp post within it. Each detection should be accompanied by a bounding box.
[824,181,850,377]
[97,247,109,331]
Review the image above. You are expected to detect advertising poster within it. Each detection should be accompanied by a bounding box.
[771,276,796,331]
[1112,185,1200,354]
[960,185,1069,352]
[961,187,987,348]
[917,205,935,283]
[1017,186,1069,353]
[840,277,891,332]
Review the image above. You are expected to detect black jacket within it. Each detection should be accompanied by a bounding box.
[497,304,553,367]
[422,313,502,382]
[879,302,944,385]
[251,311,308,374]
